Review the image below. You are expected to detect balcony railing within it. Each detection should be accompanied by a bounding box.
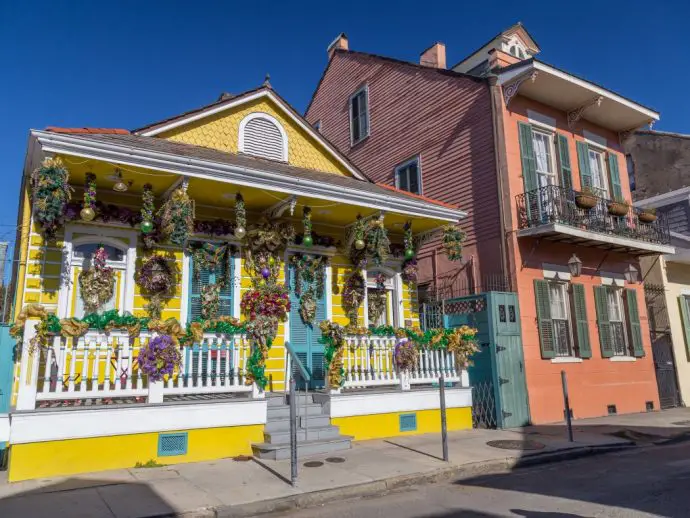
[516,185,671,246]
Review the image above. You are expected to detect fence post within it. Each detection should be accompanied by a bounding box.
[439,373,449,462]
[147,380,164,404]
[399,371,411,391]
[16,320,39,411]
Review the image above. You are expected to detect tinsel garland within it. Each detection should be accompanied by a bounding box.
[31,157,73,241]
[187,242,233,288]
[235,193,246,230]
[303,206,312,240]
[443,224,465,262]
[245,316,278,389]
[158,187,194,246]
[368,289,387,324]
[299,290,317,324]
[244,218,294,285]
[136,255,176,319]
[319,320,346,389]
[349,215,367,269]
[289,254,328,325]
[295,231,337,248]
[366,215,390,267]
[79,246,115,314]
[200,284,221,320]
[342,270,365,325]
[403,222,414,252]
[401,258,418,283]
[141,183,158,249]
[83,172,97,211]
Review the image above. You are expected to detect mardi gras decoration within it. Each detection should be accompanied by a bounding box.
[158,187,194,246]
[31,157,73,241]
[393,337,418,371]
[302,206,313,247]
[234,193,246,239]
[366,213,390,267]
[443,224,465,262]
[245,315,279,389]
[140,183,155,239]
[342,270,365,325]
[401,258,418,284]
[244,218,294,284]
[403,221,415,260]
[80,173,97,221]
[138,334,182,382]
[200,284,222,320]
[289,254,328,325]
[368,273,388,324]
[136,254,176,319]
[187,242,233,287]
[320,320,346,389]
[79,246,115,314]
[349,215,367,269]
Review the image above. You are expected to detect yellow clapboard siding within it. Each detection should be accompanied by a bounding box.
[133,296,182,310]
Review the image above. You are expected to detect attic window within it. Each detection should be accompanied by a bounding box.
[239,113,288,162]
[506,37,527,59]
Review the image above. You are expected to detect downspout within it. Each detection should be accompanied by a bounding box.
[487,74,515,292]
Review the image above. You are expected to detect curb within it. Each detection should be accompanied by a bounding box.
[163,442,634,518]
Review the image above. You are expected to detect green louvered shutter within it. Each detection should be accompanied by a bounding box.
[518,122,538,193]
[678,296,690,357]
[608,153,623,200]
[594,286,613,358]
[571,283,592,358]
[557,134,573,191]
[626,289,644,357]
[534,279,555,359]
[188,254,234,321]
[576,141,592,190]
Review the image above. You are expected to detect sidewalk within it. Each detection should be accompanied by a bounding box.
[1,408,689,518]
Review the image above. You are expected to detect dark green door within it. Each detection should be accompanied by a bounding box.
[288,263,326,389]
[488,292,530,428]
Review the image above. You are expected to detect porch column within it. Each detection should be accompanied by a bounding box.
[16,320,40,411]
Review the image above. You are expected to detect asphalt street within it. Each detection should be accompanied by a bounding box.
[272,440,690,518]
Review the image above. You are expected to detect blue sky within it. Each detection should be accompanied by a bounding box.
[0,0,685,271]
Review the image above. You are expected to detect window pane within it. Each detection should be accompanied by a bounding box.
[408,163,420,194]
[532,133,553,176]
[351,95,360,141]
[397,168,409,191]
[549,283,567,320]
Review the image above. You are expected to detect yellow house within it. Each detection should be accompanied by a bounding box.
[6,84,473,481]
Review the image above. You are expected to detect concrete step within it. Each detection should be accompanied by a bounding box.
[286,393,320,406]
[252,436,352,460]
[267,395,287,407]
[267,403,324,419]
[264,415,331,433]
[264,425,342,444]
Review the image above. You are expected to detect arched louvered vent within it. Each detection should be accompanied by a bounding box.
[239,114,287,161]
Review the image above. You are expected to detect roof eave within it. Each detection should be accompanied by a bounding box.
[31,130,467,223]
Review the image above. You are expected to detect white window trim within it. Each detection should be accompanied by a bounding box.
[349,85,370,146]
[587,146,611,197]
[551,357,583,364]
[547,279,576,358]
[600,272,626,287]
[610,356,637,362]
[58,224,137,319]
[583,130,607,148]
[532,127,559,186]
[394,155,423,195]
[364,266,403,328]
[542,264,571,281]
[604,286,631,357]
[238,112,289,162]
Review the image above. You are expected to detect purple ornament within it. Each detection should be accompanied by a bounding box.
[261,267,271,279]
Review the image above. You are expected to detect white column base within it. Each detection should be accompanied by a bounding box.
[147,380,164,403]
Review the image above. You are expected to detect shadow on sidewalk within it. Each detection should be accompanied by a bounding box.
[0,477,177,518]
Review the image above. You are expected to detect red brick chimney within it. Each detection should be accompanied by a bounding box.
[327,33,349,59]
[420,42,446,69]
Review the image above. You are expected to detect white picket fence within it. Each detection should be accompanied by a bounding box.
[16,321,252,410]
[340,335,466,391]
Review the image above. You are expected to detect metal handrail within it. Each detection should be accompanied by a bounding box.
[285,341,312,382]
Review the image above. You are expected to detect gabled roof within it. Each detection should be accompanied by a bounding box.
[33,130,466,222]
[46,127,130,135]
[133,86,369,181]
[305,48,484,116]
[451,22,540,70]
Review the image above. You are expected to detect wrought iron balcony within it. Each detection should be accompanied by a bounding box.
[515,185,673,254]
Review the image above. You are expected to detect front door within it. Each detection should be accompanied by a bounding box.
[651,333,681,409]
[288,261,326,389]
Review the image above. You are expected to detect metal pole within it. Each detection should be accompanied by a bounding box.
[439,374,449,462]
[304,381,309,441]
[561,370,574,442]
[289,377,298,486]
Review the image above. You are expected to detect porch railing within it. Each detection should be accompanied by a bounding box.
[16,322,252,410]
[515,185,671,245]
[338,335,469,391]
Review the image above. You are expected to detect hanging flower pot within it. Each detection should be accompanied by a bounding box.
[607,201,629,217]
[638,209,657,223]
[575,191,598,210]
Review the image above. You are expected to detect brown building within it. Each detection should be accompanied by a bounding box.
[308,25,673,424]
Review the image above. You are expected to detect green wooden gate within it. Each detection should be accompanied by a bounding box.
[444,292,530,429]
[288,263,327,390]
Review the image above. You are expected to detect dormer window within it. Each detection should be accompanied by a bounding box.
[238,113,288,162]
[505,37,528,59]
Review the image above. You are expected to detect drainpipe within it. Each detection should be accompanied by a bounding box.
[487,74,515,292]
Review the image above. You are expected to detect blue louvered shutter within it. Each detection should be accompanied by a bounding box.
[216,259,234,317]
[188,251,234,321]
[311,281,328,386]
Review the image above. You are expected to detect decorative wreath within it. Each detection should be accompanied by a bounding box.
[138,334,182,382]
[79,246,115,314]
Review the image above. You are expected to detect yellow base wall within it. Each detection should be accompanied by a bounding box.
[332,407,472,441]
[8,424,263,482]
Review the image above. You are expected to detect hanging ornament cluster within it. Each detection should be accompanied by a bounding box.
[366,213,390,267]
[349,215,367,269]
[78,246,115,314]
[368,273,388,324]
[136,254,176,319]
[158,187,194,246]
[234,193,246,239]
[302,206,313,247]
[80,173,97,221]
[30,157,73,241]
[140,183,155,235]
[403,221,415,260]
[290,254,328,325]
[442,224,465,262]
[401,221,418,283]
[342,270,365,325]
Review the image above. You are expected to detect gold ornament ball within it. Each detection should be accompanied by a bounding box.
[354,239,365,250]
[80,206,95,221]
[234,226,246,239]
